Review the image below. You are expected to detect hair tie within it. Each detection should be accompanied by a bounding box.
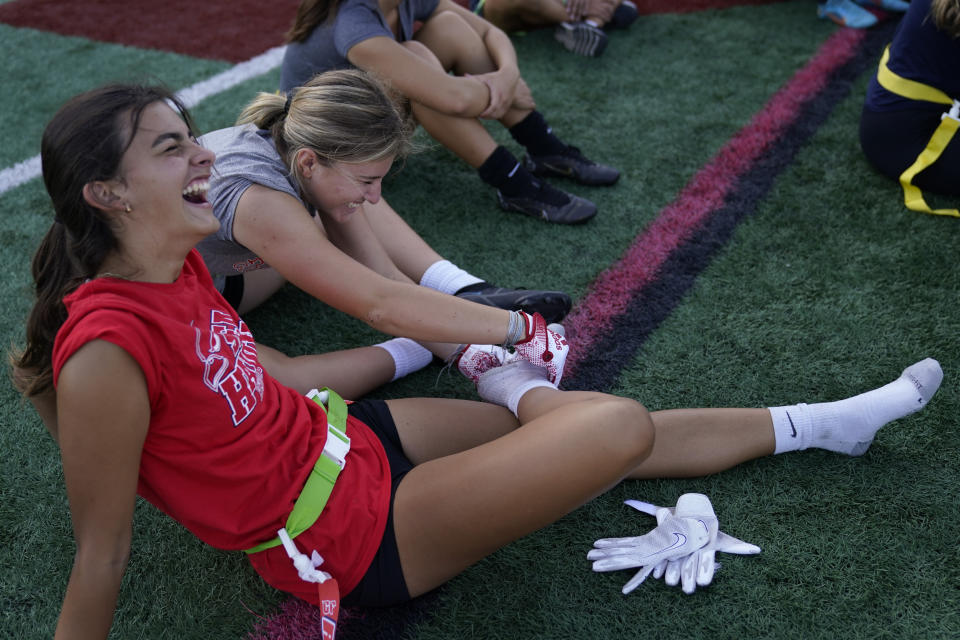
[283,93,293,115]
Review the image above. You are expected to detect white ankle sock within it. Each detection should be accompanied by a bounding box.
[477,360,555,416]
[375,338,434,381]
[419,260,483,294]
[770,358,942,455]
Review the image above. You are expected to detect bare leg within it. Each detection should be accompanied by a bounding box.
[631,408,776,479]
[389,388,654,596]
[236,268,287,315]
[363,199,444,282]
[481,0,569,31]
[256,342,397,399]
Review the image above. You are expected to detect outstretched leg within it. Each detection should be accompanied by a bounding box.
[630,358,944,478]
[389,357,942,597]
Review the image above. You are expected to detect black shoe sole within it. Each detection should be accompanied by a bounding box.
[496,190,598,224]
[523,155,620,187]
[457,288,573,323]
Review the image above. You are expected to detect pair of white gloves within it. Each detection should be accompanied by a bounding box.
[587,493,760,595]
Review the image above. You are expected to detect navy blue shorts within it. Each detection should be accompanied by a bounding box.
[342,399,413,607]
[859,105,960,197]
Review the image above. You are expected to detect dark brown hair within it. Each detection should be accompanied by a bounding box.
[11,85,195,397]
[286,0,340,43]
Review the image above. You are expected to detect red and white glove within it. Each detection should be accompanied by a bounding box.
[512,312,568,385]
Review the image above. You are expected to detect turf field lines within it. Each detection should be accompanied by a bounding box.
[0,46,285,197]
[561,23,895,391]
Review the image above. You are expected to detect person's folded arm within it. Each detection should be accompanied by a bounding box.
[347,36,491,117]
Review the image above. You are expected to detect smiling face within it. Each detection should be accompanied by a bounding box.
[112,101,219,246]
[300,155,395,223]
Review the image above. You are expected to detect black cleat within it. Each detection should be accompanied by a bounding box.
[523,146,620,186]
[456,286,572,323]
[496,179,597,224]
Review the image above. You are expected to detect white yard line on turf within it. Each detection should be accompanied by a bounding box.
[0,45,286,198]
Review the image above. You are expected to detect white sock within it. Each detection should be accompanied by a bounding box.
[375,338,434,381]
[586,19,601,27]
[770,358,942,455]
[477,360,556,416]
[419,260,483,295]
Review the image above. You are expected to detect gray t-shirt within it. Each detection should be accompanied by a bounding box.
[197,124,311,289]
[280,0,440,92]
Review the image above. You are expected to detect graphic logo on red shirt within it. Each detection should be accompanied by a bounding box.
[193,309,264,425]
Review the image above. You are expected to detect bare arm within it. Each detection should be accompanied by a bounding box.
[433,0,525,116]
[54,341,150,640]
[347,35,492,118]
[232,185,511,345]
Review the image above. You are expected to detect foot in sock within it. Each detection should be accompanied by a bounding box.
[771,358,943,455]
[477,360,556,416]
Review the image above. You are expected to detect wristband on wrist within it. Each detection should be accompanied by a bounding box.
[504,310,527,345]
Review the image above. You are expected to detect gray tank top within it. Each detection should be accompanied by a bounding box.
[197,124,311,290]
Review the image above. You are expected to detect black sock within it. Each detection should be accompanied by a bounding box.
[508,111,567,157]
[477,145,538,198]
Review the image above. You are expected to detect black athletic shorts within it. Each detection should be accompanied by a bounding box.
[342,399,413,607]
[859,105,960,197]
[221,274,245,310]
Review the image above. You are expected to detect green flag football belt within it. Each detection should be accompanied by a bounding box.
[245,388,351,555]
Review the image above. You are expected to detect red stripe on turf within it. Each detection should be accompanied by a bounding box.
[0,0,299,62]
[562,27,865,376]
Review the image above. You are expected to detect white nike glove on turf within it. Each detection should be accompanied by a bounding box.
[621,493,761,594]
[588,498,711,594]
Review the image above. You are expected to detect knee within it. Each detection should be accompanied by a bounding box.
[422,9,472,35]
[591,396,654,468]
[401,41,443,68]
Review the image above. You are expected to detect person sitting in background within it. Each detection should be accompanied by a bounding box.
[280,0,621,224]
[816,0,910,29]
[198,69,574,397]
[859,0,960,216]
[15,82,944,638]
[464,0,639,57]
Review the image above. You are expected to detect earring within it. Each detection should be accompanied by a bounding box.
[123,203,132,213]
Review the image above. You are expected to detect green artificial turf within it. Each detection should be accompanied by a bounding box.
[0,25,228,168]
[1,1,957,638]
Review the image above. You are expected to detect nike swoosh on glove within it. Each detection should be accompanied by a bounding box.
[623,494,761,594]
[587,507,711,594]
